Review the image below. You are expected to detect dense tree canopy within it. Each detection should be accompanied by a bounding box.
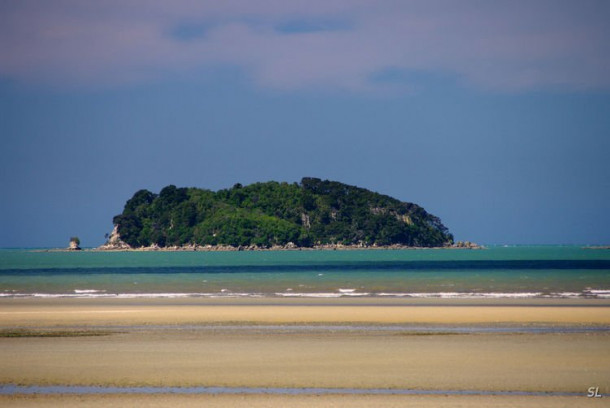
[112,178,453,248]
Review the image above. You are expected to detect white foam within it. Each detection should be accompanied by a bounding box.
[114,293,199,299]
[376,292,543,299]
[275,292,342,298]
[1,290,609,299]
[274,291,370,298]
[550,292,582,298]
[473,292,543,298]
[587,290,610,298]
[375,293,412,297]
[74,289,106,294]
[29,293,115,298]
[0,292,264,299]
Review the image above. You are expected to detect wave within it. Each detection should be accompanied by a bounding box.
[378,291,610,299]
[338,288,356,293]
[275,292,371,298]
[0,292,262,299]
[1,290,609,299]
[74,289,106,294]
[587,289,610,298]
[376,292,543,298]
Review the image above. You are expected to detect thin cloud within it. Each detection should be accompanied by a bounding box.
[1,0,608,92]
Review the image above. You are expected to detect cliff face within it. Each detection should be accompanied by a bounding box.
[108,178,454,249]
[98,225,131,250]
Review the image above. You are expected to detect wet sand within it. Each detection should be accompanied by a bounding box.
[0,394,602,408]
[2,328,608,391]
[0,298,609,406]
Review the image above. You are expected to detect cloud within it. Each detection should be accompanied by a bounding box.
[1,0,609,92]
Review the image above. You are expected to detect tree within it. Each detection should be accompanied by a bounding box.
[109,179,454,248]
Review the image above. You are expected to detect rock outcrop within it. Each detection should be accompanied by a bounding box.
[68,238,81,251]
[97,226,132,250]
[453,240,482,249]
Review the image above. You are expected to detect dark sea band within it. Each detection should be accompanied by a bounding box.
[3,259,610,275]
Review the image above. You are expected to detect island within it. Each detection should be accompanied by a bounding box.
[100,178,457,251]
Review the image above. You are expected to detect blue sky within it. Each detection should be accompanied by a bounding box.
[1,0,609,247]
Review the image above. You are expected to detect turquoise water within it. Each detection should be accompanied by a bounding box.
[0,246,608,298]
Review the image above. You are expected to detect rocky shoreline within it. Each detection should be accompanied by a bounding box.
[93,241,482,252]
[90,226,482,252]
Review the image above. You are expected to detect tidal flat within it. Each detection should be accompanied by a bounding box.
[0,297,608,407]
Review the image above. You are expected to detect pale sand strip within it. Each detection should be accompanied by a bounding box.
[0,298,609,326]
[0,394,601,408]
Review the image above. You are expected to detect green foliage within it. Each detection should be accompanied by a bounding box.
[69,236,80,245]
[114,178,453,248]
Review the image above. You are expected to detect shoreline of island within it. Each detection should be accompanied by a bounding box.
[41,240,482,253]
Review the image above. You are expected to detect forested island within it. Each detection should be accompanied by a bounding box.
[102,178,457,250]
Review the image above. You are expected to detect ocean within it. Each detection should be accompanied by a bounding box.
[1,246,609,299]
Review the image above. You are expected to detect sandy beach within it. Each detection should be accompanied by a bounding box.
[1,298,608,406]
[2,297,609,326]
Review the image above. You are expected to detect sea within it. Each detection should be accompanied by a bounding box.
[0,246,609,299]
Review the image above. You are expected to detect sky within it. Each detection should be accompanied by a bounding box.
[1,0,609,247]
